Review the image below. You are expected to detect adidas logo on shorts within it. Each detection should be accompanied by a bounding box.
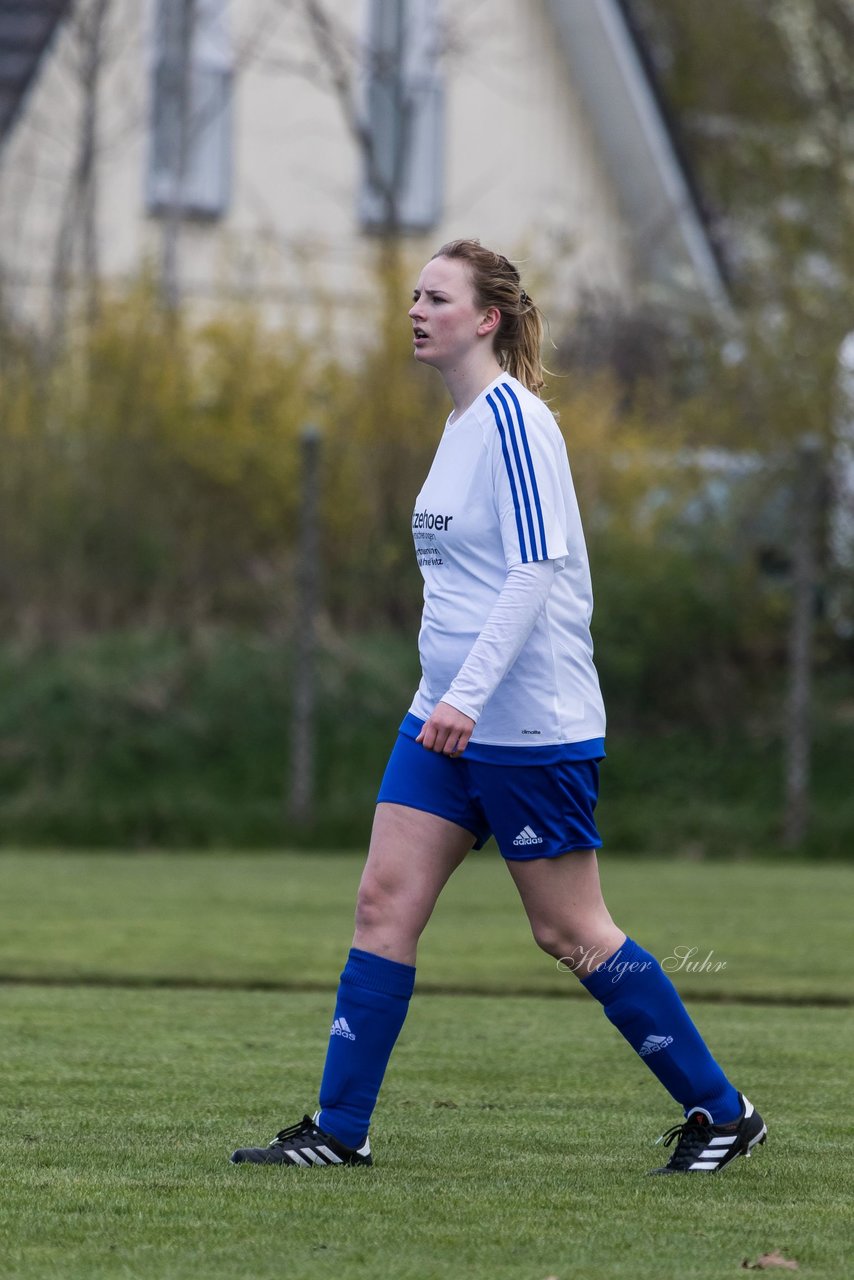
[330,1017,356,1040]
[639,1033,674,1057]
[512,825,544,847]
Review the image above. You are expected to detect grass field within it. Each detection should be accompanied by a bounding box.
[2,851,852,1280]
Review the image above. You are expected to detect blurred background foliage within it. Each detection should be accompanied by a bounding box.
[0,273,817,668]
[0,250,852,854]
[625,0,854,297]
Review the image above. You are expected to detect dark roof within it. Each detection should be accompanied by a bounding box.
[614,0,729,287]
[0,0,70,143]
[545,0,731,315]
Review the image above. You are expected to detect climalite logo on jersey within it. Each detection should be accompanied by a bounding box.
[512,825,543,847]
[639,1033,673,1057]
[330,1017,356,1041]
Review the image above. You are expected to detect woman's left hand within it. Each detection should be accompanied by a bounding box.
[416,702,476,756]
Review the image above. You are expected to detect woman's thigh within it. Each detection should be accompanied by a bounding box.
[352,802,475,964]
[506,850,625,973]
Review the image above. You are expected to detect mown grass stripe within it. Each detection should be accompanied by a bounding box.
[1,973,850,1008]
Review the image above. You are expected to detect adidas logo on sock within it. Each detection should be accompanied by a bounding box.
[639,1033,674,1057]
[330,1016,356,1041]
[512,825,543,847]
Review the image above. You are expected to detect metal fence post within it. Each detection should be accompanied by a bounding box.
[290,424,321,826]
[783,433,822,849]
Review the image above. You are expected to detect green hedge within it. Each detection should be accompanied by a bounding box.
[1,629,851,856]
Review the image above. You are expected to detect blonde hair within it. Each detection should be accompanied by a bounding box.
[431,238,545,395]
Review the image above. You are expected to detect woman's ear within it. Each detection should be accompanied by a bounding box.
[477,306,501,338]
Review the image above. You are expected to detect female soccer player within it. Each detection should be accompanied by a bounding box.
[231,239,766,1175]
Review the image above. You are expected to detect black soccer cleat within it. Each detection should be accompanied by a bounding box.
[648,1093,767,1175]
[230,1114,372,1167]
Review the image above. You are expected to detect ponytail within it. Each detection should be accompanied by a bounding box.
[431,239,546,395]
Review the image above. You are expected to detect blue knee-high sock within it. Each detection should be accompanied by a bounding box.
[317,947,415,1148]
[581,937,741,1123]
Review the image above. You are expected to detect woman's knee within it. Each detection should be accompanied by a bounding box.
[353,869,425,945]
[354,872,393,933]
[527,912,622,965]
[529,917,576,960]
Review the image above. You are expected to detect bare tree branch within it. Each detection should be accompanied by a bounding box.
[49,0,111,350]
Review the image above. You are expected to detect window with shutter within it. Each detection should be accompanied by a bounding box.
[360,0,443,234]
[146,0,232,220]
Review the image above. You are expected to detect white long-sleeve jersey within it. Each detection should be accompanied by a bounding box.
[408,372,606,756]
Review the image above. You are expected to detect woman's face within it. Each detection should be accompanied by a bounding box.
[409,256,488,373]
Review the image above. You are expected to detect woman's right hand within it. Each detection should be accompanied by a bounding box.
[415,702,476,757]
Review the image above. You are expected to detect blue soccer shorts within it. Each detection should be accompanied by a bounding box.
[377,729,603,860]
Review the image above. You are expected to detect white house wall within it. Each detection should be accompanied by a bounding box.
[0,0,150,317]
[442,0,632,315]
[0,0,636,340]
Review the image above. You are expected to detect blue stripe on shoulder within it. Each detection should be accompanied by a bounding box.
[501,382,548,558]
[487,391,529,561]
[493,384,541,559]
